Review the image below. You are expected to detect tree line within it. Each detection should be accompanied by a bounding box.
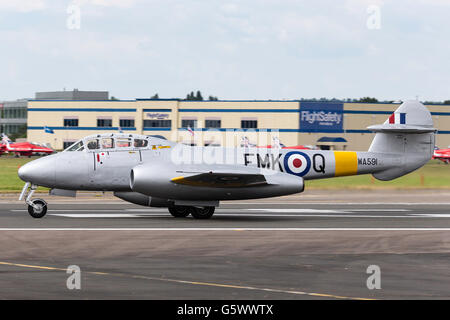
[115,92,450,105]
[146,91,218,101]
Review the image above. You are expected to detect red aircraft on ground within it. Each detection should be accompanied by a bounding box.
[0,134,54,157]
[432,146,450,164]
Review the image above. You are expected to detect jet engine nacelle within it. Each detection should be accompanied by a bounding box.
[113,191,172,207]
[129,162,304,201]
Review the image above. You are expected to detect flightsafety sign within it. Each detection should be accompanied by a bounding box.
[299,102,344,132]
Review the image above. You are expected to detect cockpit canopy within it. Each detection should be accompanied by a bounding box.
[64,133,167,152]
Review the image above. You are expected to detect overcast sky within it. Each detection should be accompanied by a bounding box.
[0,0,449,102]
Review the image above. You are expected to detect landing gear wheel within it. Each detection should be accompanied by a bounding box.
[189,206,215,219]
[27,199,47,218]
[168,206,190,218]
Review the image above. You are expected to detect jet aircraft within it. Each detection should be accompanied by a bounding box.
[432,146,450,164]
[1,134,54,157]
[17,101,436,219]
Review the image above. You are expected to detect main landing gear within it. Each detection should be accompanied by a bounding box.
[168,206,190,218]
[168,205,215,219]
[19,182,48,218]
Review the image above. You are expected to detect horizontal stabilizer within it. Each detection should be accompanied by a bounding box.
[367,124,436,133]
[368,100,435,134]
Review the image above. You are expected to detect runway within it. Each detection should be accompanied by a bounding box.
[0,195,449,299]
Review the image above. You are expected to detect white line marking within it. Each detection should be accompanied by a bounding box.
[411,214,450,218]
[10,209,132,212]
[46,213,448,219]
[0,228,449,231]
[125,209,166,212]
[41,208,448,219]
[344,209,410,212]
[247,209,343,213]
[248,208,410,213]
[49,214,155,218]
[12,208,403,214]
[5,201,450,206]
[230,202,450,205]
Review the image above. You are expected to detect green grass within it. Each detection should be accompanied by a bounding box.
[0,155,449,192]
[0,156,39,192]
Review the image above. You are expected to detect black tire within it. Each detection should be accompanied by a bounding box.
[189,206,215,219]
[168,206,190,218]
[27,199,47,218]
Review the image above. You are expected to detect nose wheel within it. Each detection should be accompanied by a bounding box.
[27,199,48,218]
[19,182,48,218]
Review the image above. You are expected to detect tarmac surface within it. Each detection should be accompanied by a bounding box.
[0,190,449,299]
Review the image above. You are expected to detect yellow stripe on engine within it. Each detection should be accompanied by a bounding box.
[171,176,185,183]
[334,151,358,177]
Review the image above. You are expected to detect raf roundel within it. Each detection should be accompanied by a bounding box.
[284,151,311,177]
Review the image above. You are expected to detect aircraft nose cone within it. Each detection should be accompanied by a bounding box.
[18,156,56,186]
[17,164,28,181]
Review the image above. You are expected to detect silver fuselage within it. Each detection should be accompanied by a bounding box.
[17,101,436,204]
[18,134,412,192]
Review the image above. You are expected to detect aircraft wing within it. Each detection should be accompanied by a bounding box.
[171,172,267,188]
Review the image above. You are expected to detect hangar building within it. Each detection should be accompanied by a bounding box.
[0,89,108,136]
[26,96,450,151]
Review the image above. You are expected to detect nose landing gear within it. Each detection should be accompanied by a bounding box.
[27,199,48,218]
[19,182,48,218]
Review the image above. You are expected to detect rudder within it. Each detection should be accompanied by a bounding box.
[367,100,435,180]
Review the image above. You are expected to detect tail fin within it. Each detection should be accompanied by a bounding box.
[368,100,435,181]
[1,133,11,144]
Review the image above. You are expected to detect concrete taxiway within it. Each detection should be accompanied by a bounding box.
[0,190,449,299]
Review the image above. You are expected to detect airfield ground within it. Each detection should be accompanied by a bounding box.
[0,190,449,299]
[1,155,449,299]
